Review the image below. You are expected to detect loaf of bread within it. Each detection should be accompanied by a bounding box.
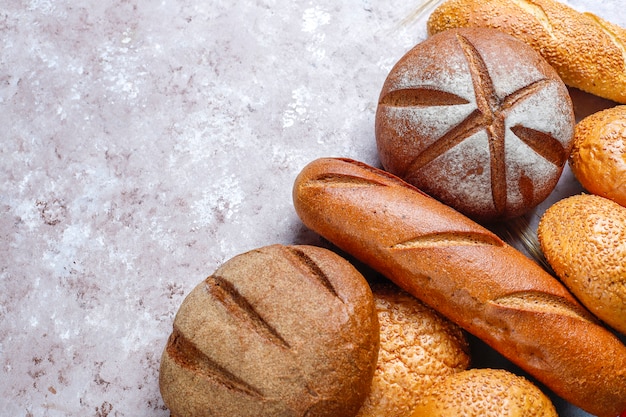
[292,157,626,417]
[427,0,626,104]
[375,27,575,222]
[569,105,626,207]
[159,244,379,417]
[410,368,558,417]
[538,194,626,335]
[357,281,470,417]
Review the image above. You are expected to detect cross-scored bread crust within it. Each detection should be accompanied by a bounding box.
[375,28,574,222]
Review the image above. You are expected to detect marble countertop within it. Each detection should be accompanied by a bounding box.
[1,0,624,416]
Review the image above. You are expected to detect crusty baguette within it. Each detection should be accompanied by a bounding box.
[427,0,626,104]
[292,157,626,417]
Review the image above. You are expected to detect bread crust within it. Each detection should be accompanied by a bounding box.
[375,27,574,222]
[410,368,558,417]
[357,281,470,417]
[292,157,626,417]
[159,244,379,417]
[427,0,626,104]
[569,105,626,207]
[538,194,626,335]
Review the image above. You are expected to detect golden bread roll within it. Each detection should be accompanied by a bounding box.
[292,157,626,417]
[159,244,379,417]
[427,0,626,104]
[375,27,574,222]
[357,281,470,417]
[410,368,558,417]
[569,105,626,207]
[538,194,626,335]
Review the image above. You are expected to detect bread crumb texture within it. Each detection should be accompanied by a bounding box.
[570,105,626,207]
[356,281,470,417]
[410,368,558,417]
[538,194,626,335]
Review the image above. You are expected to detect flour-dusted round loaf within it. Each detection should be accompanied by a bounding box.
[159,244,380,417]
[375,27,575,222]
[356,281,470,417]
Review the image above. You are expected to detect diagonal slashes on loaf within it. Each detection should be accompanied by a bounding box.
[379,88,470,107]
[458,33,499,115]
[402,109,485,177]
[166,327,266,398]
[586,13,626,70]
[311,158,427,192]
[510,0,555,35]
[490,291,595,322]
[390,231,503,248]
[284,246,341,300]
[309,173,388,188]
[206,274,291,349]
[509,125,567,166]
[386,32,567,215]
[538,0,626,72]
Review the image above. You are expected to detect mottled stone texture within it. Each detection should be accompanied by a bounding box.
[0,0,622,416]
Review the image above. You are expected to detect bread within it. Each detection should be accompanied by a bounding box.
[538,194,626,335]
[410,368,558,417]
[159,244,380,417]
[427,0,626,104]
[569,105,626,207]
[292,157,626,417]
[375,27,574,222]
[357,281,470,417]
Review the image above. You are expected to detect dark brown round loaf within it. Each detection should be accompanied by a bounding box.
[375,27,575,222]
[159,244,380,417]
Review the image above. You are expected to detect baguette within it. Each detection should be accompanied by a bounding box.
[426,0,626,104]
[292,157,626,417]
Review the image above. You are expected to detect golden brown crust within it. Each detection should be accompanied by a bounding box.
[569,105,626,206]
[538,194,626,335]
[292,157,626,417]
[159,244,380,417]
[375,27,574,222]
[356,281,470,417]
[410,369,558,417]
[427,0,626,104]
